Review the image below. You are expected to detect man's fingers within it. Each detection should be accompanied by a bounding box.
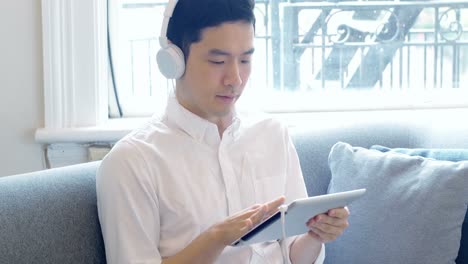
[248,204,267,226]
[241,218,254,232]
[328,206,349,218]
[249,204,263,210]
[308,213,349,230]
[234,204,263,219]
[306,207,350,243]
[238,196,286,232]
[265,196,286,214]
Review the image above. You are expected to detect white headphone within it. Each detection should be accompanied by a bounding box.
[157,0,185,79]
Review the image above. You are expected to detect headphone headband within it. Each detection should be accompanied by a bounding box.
[159,0,179,48]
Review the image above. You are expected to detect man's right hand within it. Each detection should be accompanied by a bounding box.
[162,196,286,264]
[207,196,286,246]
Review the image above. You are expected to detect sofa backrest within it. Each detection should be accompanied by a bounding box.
[0,161,105,264]
[290,109,468,196]
[1,109,467,263]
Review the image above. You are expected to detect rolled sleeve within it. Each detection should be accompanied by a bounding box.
[314,243,325,264]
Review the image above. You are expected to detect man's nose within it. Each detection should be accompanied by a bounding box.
[224,61,243,88]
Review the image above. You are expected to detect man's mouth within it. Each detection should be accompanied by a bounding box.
[216,95,237,102]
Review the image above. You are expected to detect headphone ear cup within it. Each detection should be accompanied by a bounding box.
[156,43,185,79]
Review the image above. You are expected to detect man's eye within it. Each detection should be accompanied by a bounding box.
[209,60,224,65]
[241,60,251,64]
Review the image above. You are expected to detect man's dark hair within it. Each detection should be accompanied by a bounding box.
[167,0,256,61]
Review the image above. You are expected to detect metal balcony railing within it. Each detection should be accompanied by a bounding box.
[281,0,468,90]
[118,0,468,97]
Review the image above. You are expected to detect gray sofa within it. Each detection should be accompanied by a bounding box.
[1,109,467,263]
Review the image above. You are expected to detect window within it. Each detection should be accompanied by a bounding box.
[40,0,468,135]
[109,0,468,117]
[108,0,169,117]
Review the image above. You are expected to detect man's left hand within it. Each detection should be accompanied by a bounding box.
[306,207,350,242]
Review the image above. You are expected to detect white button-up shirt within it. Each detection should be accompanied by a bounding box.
[97,96,325,264]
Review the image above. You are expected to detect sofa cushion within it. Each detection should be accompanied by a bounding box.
[325,142,468,264]
[370,145,468,263]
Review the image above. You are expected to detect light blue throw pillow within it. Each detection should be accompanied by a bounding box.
[370,144,468,263]
[326,142,468,264]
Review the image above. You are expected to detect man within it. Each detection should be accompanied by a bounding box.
[97,0,349,263]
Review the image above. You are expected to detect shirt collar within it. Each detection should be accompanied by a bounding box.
[164,95,241,146]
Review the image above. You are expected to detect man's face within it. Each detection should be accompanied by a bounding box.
[176,21,254,124]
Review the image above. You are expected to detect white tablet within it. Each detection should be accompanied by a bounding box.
[232,188,366,246]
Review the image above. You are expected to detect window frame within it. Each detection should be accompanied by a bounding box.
[36,0,111,143]
[40,0,108,129]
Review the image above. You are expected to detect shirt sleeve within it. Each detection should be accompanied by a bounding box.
[314,244,326,264]
[96,141,162,264]
[280,238,326,264]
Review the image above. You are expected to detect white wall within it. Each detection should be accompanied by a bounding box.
[0,0,46,176]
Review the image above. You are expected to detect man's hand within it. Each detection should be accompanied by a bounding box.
[306,206,350,242]
[207,196,286,246]
[162,196,286,264]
